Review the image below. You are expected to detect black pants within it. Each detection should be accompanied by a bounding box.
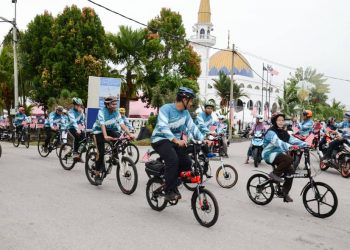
[273,154,294,195]
[324,139,344,159]
[16,125,23,134]
[152,140,192,192]
[44,127,53,147]
[319,137,326,151]
[94,130,120,172]
[69,128,85,153]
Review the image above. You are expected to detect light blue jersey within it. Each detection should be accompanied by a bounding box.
[262,130,307,164]
[92,107,124,135]
[196,111,214,135]
[44,111,63,128]
[67,108,85,130]
[298,119,314,136]
[14,112,28,126]
[60,115,69,130]
[151,103,204,143]
[336,120,350,139]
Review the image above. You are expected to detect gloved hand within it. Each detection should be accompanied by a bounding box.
[289,145,300,151]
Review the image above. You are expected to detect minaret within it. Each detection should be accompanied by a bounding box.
[190,0,216,100]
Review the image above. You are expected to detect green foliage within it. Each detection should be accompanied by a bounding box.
[0,43,14,115]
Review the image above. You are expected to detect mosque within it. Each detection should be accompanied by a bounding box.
[190,0,282,127]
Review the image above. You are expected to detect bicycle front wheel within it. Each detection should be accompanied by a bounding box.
[12,131,19,147]
[37,133,50,157]
[24,133,30,148]
[59,143,76,170]
[216,164,238,188]
[191,188,219,228]
[116,156,138,195]
[303,182,338,218]
[123,143,139,164]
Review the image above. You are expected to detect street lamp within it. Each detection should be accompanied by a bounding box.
[0,0,18,109]
[242,101,246,130]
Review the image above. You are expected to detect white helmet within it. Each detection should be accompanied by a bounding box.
[256,115,264,122]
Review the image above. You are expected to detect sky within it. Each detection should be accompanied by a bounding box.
[1,0,349,108]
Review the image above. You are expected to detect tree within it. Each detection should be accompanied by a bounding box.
[278,79,299,117]
[0,44,14,123]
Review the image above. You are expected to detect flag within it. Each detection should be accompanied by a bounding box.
[263,64,267,71]
[267,65,279,76]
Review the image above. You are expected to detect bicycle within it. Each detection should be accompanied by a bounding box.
[12,124,30,148]
[246,147,338,218]
[85,138,138,195]
[37,127,66,157]
[117,132,140,164]
[145,140,219,227]
[58,129,96,170]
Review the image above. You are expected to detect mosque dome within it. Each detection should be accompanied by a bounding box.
[209,50,254,78]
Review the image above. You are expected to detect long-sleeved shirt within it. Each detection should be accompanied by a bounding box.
[336,120,350,139]
[195,111,214,135]
[44,111,63,129]
[92,107,124,135]
[151,103,204,143]
[14,112,28,126]
[298,119,314,136]
[121,115,134,131]
[249,122,266,136]
[214,121,227,134]
[262,130,307,164]
[67,108,85,130]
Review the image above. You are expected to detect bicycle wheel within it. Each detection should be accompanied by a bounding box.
[146,177,167,211]
[302,182,338,218]
[85,151,98,185]
[37,133,50,157]
[216,164,238,188]
[246,173,274,205]
[24,133,30,148]
[319,160,329,171]
[341,160,350,178]
[12,131,19,147]
[116,156,138,195]
[59,143,76,170]
[0,143,2,158]
[122,143,139,164]
[191,188,219,228]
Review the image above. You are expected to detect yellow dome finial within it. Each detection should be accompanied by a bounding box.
[198,0,211,24]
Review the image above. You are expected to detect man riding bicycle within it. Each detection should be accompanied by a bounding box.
[43,106,64,151]
[263,112,307,202]
[297,110,314,137]
[196,100,216,136]
[92,96,135,185]
[67,98,85,162]
[151,87,206,201]
[14,106,29,142]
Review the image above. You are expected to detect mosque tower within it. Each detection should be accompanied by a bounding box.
[190,0,216,100]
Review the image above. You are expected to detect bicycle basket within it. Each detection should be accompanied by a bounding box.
[145,160,165,176]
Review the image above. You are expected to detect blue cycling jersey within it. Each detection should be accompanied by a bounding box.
[14,112,28,126]
[67,108,85,130]
[298,119,314,136]
[44,111,63,128]
[195,111,214,135]
[92,107,124,134]
[151,103,204,143]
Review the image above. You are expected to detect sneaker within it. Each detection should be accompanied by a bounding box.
[174,187,182,200]
[268,172,283,182]
[94,175,103,185]
[283,194,294,203]
[43,146,48,153]
[164,190,181,201]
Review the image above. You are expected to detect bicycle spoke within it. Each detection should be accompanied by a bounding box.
[320,201,334,208]
[320,190,329,201]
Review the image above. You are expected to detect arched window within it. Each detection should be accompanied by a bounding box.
[262,87,267,91]
[239,83,245,88]
[247,100,254,110]
[247,84,253,89]
[269,87,273,92]
[200,28,205,39]
[272,103,278,113]
[255,101,262,114]
[255,86,260,90]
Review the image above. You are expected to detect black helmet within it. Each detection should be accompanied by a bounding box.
[176,87,196,100]
[271,112,285,126]
[104,96,118,106]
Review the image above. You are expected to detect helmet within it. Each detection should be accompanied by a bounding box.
[119,107,126,113]
[104,96,117,106]
[62,109,67,114]
[56,106,64,112]
[256,115,264,122]
[72,97,83,106]
[345,111,350,117]
[176,87,196,100]
[271,112,286,126]
[204,100,216,109]
[303,110,313,118]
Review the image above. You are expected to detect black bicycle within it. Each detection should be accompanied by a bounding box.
[145,140,219,227]
[85,138,138,195]
[247,147,338,218]
[115,132,140,164]
[58,129,96,170]
[12,124,30,148]
[37,128,66,157]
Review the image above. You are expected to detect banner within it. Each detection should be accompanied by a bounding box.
[87,76,121,129]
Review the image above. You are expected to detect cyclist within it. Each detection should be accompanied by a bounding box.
[67,98,85,161]
[245,115,266,164]
[43,106,64,151]
[323,112,350,163]
[196,100,216,136]
[215,115,229,157]
[14,106,29,142]
[119,107,134,132]
[61,109,69,144]
[297,110,314,137]
[92,96,135,185]
[151,87,206,201]
[262,112,307,202]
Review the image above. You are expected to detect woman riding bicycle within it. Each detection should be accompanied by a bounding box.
[151,87,206,201]
[92,96,135,185]
[262,112,307,202]
[43,106,64,151]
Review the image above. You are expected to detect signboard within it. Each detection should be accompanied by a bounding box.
[86,76,121,129]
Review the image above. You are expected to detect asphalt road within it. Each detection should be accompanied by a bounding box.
[0,141,349,250]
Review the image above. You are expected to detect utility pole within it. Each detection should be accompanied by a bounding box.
[13,0,19,109]
[228,43,235,141]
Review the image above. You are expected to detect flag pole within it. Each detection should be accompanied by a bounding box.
[261,63,264,115]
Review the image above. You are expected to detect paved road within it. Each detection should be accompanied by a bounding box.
[0,141,349,250]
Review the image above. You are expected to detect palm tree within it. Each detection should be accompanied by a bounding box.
[277,79,299,117]
[108,26,146,115]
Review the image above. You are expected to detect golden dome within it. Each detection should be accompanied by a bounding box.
[198,0,211,23]
[209,50,254,77]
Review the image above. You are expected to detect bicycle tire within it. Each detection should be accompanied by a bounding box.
[116,156,138,195]
[12,131,19,147]
[341,160,350,178]
[302,182,338,218]
[146,177,167,211]
[85,151,98,185]
[59,143,76,170]
[246,173,274,205]
[216,164,238,188]
[25,133,30,148]
[122,143,139,164]
[191,188,219,228]
[37,133,50,157]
